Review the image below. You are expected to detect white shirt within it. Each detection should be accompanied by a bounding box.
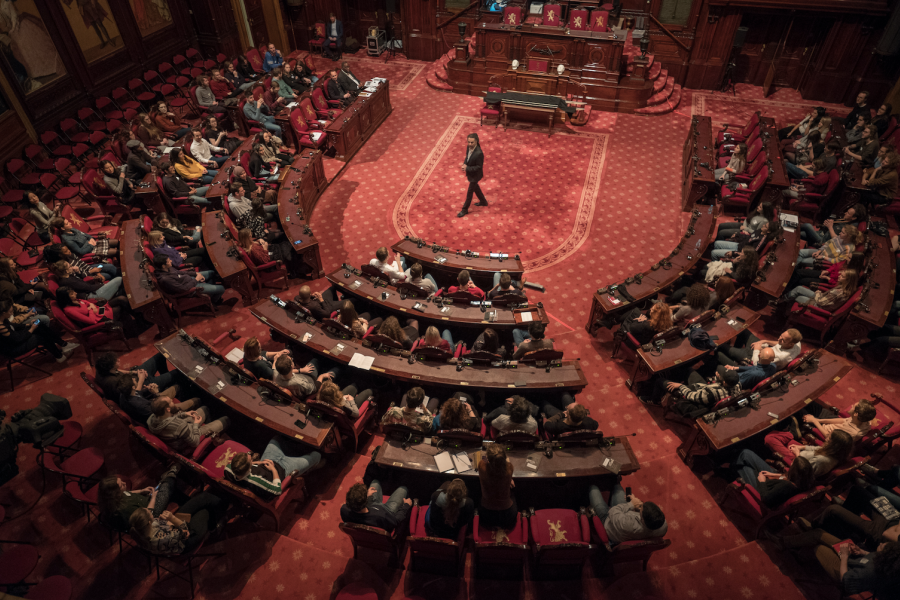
[190,138,223,163]
[404,270,436,293]
[751,342,801,370]
[370,258,405,283]
[342,69,358,86]
[330,22,337,37]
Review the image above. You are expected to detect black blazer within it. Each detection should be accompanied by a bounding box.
[326,78,345,102]
[337,70,361,93]
[464,146,484,183]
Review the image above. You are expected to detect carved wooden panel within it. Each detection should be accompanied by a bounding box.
[524,42,569,62]
[487,34,508,57]
[587,46,606,66]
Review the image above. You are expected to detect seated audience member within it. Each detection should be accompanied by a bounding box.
[101,159,136,205]
[241,336,289,381]
[714,142,747,182]
[840,93,871,127]
[716,203,775,241]
[56,286,144,338]
[26,191,58,243]
[271,72,299,102]
[861,151,899,209]
[98,466,183,531]
[844,124,880,167]
[873,143,894,170]
[719,347,777,389]
[341,480,411,533]
[376,315,418,349]
[273,354,334,398]
[872,103,893,137]
[613,302,673,348]
[204,115,240,154]
[281,61,310,94]
[136,112,174,148]
[294,285,341,321]
[484,395,538,435]
[717,328,802,370]
[541,394,599,438]
[337,299,382,339]
[800,204,866,245]
[478,444,517,529]
[323,13,343,60]
[785,128,823,166]
[0,301,75,363]
[787,142,840,180]
[3,302,48,329]
[766,534,900,595]
[419,324,455,352]
[338,61,362,95]
[814,481,900,550]
[124,139,155,183]
[243,96,283,137]
[147,397,230,453]
[262,81,287,114]
[432,395,480,432]
[764,428,853,477]
[294,57,318,85]
[148,231,207,269]
[731,450,814,509]
[787,252,864,298]
[128,492,228,555]
[116,376,195,425]
[263,43,284,72]
[170,148,216,186]
[783,158,829,201]
[247,143,279,183]
[669,282,711,322]
[588,483,667,544]
[439,269,484,300]
[189,128,227,168]
[0,258,50,305]
[43,243,117,281]
[652,369,741,413]
[779,269,858,313]
[228,184,277,227]
[426,479,474,539]
[381,386,434,431]
[49,261,123,302]
[152,101,191,139]
[844,113,870,146]
[317,379,373,420]
[488,272,526,300]
[403,262,437,293]
[710,220,775,260]
[95,351,183,401]
[370,246,407,283]
[779,107,825,140]
[512,320,554,357]
[236,55,258,81]
[152,255,226,304]
[704,247,759,287]
[803,399,876,442]
[237,227,306,280]
[797,225,862,269]
[161,162,211,207]
[326,70,352,107]
[153,213,202,247]
[256,130,291,167]
[208,68,236,100]
[668,275,736,310]
[194,75,226,116]
[225,437,322,500]
[51,217,119,258]
[471,327,507,359]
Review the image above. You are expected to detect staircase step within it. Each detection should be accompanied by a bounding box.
[635,84,682,115]
[435,64,449,82]
[625,54,655,75]
[653,69,669,93]
[426,73,453,92]
[648,61,661,80]
[646,76,675,106]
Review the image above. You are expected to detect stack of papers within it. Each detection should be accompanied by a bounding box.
[349,353,375,370]
[311,132,322,141]
[225,348,244,362]
[434,451,473,473]
[520,311,534,323]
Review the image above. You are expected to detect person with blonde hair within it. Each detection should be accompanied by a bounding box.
[797,224,863,269]
[316,379,373,420]
[765,429,853,478]
[422,324,455,352]
[785,269,858,313]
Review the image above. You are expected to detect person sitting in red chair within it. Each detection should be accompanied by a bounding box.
[436,269,484,300]
[225,438,322,501]
[341,481,411,533]
[588,483,667,543]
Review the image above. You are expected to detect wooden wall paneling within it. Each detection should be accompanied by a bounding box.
[402,0,441,61]
[192,0,243,57]
[646,32,692,84]
[799,18,874,103]
[280,1,310,52]
[684,3,741,90]
[263,0,289,51]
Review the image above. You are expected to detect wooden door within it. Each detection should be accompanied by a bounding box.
[243,0,269,47]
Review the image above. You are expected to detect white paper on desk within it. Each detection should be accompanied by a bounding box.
[225,348,244,362]
[520,311,533,323]
[286,102,299,108]
[311,132,322,141]
[452,452,472,473]
[364,87,378,93]
[349,353,375,370]
[780,214,799,232]
[434,451,455,473]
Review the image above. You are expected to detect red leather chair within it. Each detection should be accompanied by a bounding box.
[542,4,562,26]
[146,264,216,325]
[529,507,592,578]
[339,502,409,567]
[517,348,564,363]
[407,500,468,574]
[721,482,828,539]
[410,339,465,361]
[720,165,767,214]
[785,287,862,345]
[471,510,529,576]
[61,204,118,239]
[306,395,377,453]
[245,48,265,73]
[502,7,523,26]
[311,88,342,119]
[590,511,671,571]
[790,169,841,220]
[360,263,391,283]
[717,112,761,145]
[309,22,326,53]
[590,10,610,31]
[480,86,502,126]
[296,99,327,129]
[288,111,326,150]
[235,245,288,295]
[568,9,589,30]
[132,423,214,464]
[50,301,130,366]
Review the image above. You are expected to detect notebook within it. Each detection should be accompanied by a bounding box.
[434,451,455,473]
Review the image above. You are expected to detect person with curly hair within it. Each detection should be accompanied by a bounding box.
[425,479,474,539]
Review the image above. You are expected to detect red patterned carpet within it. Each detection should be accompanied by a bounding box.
[2,58,897,600]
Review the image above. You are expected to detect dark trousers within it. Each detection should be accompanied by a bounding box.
[342,384,373,408]
[461,180,486,211]
[179,492,226,554]
[716,330,759,366]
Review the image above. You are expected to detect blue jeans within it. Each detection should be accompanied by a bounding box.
[33,314,50,326]
[788,286,816,304]
[786,162,810,179]
[88,276,123,301]
[734,449,771,492]
[424,273,437,288]
[262,436,321,476]
[589,483,628,523]
[174,127,191,139]
[263,204,279,215]
[800,223,824,244]
[513,329,531,346]
[711,240,740,260]
[259,169,280,184]
[797,248,817,268]
[209,156,229,167]
[96,263,119,281]
[260,118,282,137]
[441,329,455,352]
[368,479,408,515]
[196,270,224,302]
[199,174,214,185]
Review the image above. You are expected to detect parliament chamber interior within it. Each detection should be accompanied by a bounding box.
[1,0,900,598]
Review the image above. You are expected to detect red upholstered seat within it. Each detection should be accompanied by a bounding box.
[296,99,327,129]
[24,575,73,600]
[335,583,378,600]
[791,168,840,220]
[786,288,862,345]
[306,396,376,453]
[245,48,265,73]
[569,9,589,30]
[311,88,342,119]
[289,111,327,150]
[590,10,610,31]
[716,111,760,145]
[542,4,562,26]
[471,511,529,575]
[309,21,326,53]
[722,483,828,539]
[339,496,409,566]
[407,502,468,573]
[201,440,251,479]
[529,508,592,575]
[0,544,39,586]
[502,6,523,26]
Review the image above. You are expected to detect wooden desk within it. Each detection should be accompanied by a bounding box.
[586,204,719,333]
[119,219,175,337]
[252,299,589,391]
[750,211,802,300]
[627,305,760,390]
[135,172,167,216]
[325,81,392,162]
[201,211,254,305]
[391,238,524,289]
[483,89,574,135]
[831,223,897,355]
[326,265,548,330]
[156,334,335,451]
[759,117,790,204]
[276,150,327,278]
[205,137,255,205]
[681,116,716,212]
[677,351,853,465]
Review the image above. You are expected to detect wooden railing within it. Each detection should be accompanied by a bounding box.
[649,15,690,53]
[437,1,482,29]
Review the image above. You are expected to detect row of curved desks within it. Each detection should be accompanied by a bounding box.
[120,219,176,337]
[391,238,525,288]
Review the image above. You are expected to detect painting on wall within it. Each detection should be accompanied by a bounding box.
[0,0,67,94]
[60,0,121,64]
[129,0,171,37]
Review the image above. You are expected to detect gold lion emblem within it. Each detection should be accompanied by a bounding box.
[574,16,582,28]
[491,529,510,543]
[507,13,516,25]
[596,16,604,27]
[216,447,237,469]
[547,520,567,542]
[547,10,556,22]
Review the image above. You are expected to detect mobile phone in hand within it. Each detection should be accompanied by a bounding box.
[32,320,40,326]
[625,486,632,500]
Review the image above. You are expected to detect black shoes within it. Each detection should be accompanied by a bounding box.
[476,201,488,207]
[457,210,468,218]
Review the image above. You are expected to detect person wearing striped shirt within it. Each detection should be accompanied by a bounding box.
[224,437,322,501]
